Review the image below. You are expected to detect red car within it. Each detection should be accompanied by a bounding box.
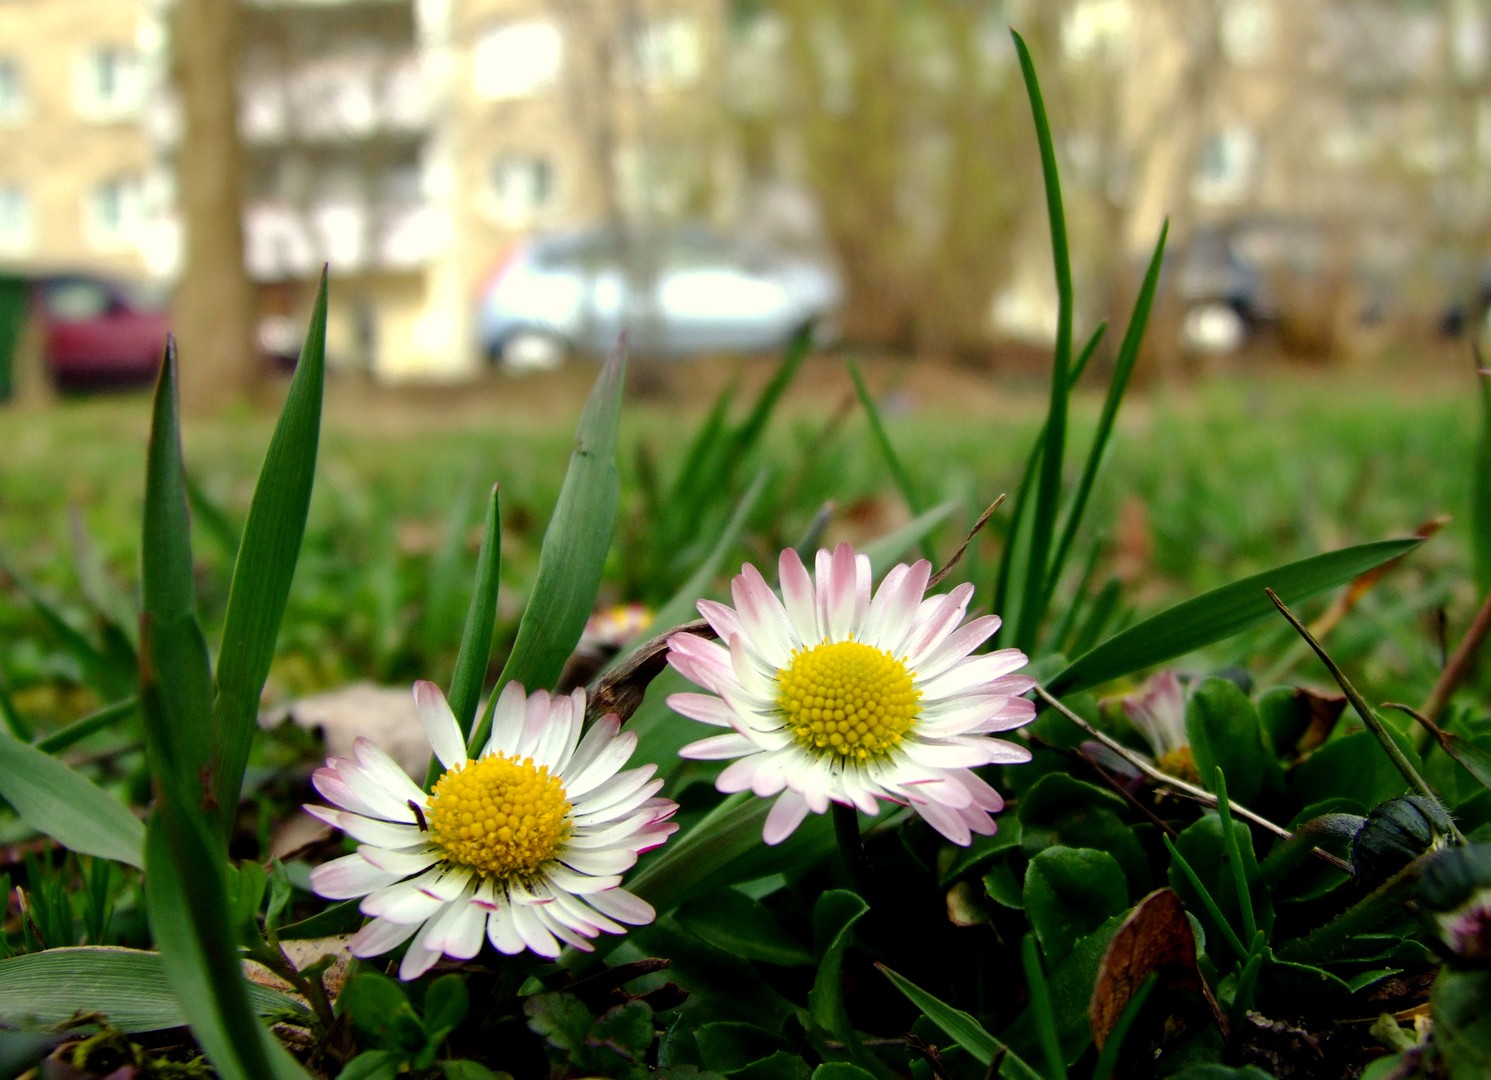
[29,272,172,391]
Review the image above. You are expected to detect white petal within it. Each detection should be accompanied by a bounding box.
[359,845,439,877]
[563,721,637,798]
[311,765,393,820]
[421,897,487,961]
[559,845,640,876]
[666,633,739,695]
[309,853,402,900]
[571,766,659,820]
[510,901,561,957]
[399,936,443,980]
[583,886,655,926]
[820,544,863,642]
[487,904,525,955]
[550,688,590,772]
[304,805,427,849]
[678,732,758,761]
[361,878,454,923]
[666,692,738,728]
[913,798,975,845]
[731,563,796,667]
[911,616,1002,682]
[778,548,819,643]
[414,680,466,770]
[352,738,427,805]
[544,863,620,895]
[901,584,974,667]
[763,790,812,845]
[486,680,529,755]
[920,650,1033,699]
[697,598,744,642]
[861,561,930,654]
[349,915,421,958]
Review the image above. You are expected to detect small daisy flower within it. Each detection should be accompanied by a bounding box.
[665,543,1035,846]
[306,681,678,979]
[1121,671,1198,783]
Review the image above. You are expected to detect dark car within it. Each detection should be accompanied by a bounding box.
[24,272,172,391]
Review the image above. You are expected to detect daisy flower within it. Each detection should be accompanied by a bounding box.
[306,681,678,980]
[1121,671,1198,783]
[665,543,1035,846]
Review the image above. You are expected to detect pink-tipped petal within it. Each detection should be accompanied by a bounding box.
[763,790,812,845]
[414,680,465,770]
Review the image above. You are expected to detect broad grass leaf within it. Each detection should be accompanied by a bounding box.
[675,889,813,967]
[475,341,624,751]
[0,947,302,1033]
[0,729,144,867]
[145,809,311,1080]
[1049,538,1425,695]
[212,275,327,821]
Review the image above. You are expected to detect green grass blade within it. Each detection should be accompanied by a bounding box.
[1049,537,1425,695]
[145,810,310,1080]
[1474,359,1491,596]
[876,964,1042,1077]
[860,500,960,577]
[35,698,139,754]
[0,553,134,701]
[848,362,933,563]
[0,947,302,1033]
[420,467,482,659]
[471,342,625,752]
[0,729,145,867]
[1211,769,1258,943]
[210,275,327,825]
[1046,223,1168,598]
[448,485,502,734]
[625,468,769,657]
[0,666,30,741]
[726,325,811,460]
[140,338,213,803]
[1012,29,1074,652]
[666,373,739,507]
[1021,935,1067,1080]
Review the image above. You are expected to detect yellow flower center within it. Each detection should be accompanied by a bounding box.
[425,753,572,881]
[776,640,921,762]
[1156,746,1200,786]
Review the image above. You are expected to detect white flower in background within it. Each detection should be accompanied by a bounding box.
[306,681,677,979]
[1122,670,1198,782]
[666,543,1035,846]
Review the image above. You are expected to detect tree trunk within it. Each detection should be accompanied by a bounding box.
[172,0,260,413]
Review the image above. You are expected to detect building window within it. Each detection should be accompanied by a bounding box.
[0,184,31,253]
[490,155,556,225]
[472,21,563,100]
[0,57,25,122]
[76,45,143,119]
[633,15,703,86]
[84,176,144,250]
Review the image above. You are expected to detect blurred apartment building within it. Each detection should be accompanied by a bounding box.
[0,0,726,379]
[0,0,1484,376]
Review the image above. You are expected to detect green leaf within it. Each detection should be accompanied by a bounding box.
[675,888,813,967]
[1024,847,1128,965]
[1017,774,1149,893]
[624,793,835,920]
[441,1062,515,1080]
[876,965,1041,1078]
[429,484,501,789]
[635,468,769,660]
[1433,968,1491,1075]
[1046,221,1167,605]
[471,342,625,751]
[848,362,934,563]
[1049,538,1425,695]
[211,274,326,824]
[1185,678,1279,805]
[341,970,426,1055]
[423,974,470,1043]
[1010,29,1075,652]
[858,500,959,577]
[1474,358,1491,597]
[807,890,869,1047]
[338,1050,401,1080]
[139,338,213,807]
[0,947,303,1033]
[694,1021,788,1073]
[145,811,311,1080]
[0,728,144,867]
[1292,728,1421,813]
[812,1066,879,1080]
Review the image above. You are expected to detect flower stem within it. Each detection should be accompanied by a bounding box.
[832,802,876,900]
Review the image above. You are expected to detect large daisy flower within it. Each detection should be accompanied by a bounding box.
[665,543,1035,846]
[306,681,678,979]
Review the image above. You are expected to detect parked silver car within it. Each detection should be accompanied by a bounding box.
[476,224,842,370]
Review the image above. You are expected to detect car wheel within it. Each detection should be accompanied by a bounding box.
[1181,302,1247,354]
[498,330,569,373]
